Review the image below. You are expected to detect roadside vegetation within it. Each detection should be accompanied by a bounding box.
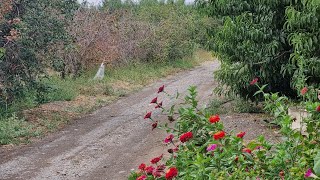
[0,50,211,145]
[129,0,320,179]
[198,0,320,101]
[0,0,214,145]
[2,0,320,179]
[130,82,320,179]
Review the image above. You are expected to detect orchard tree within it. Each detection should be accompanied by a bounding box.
[0,0,79,111]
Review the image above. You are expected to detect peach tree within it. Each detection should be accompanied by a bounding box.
[197,0,320,100]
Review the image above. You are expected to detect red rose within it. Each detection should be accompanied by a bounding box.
[144,112,152,119]
[151,154,163,164]
[150,97,158,104]
[179,132,193,143]
[158,85,165,93]
[213,131,226,140]
[152,121,158,130]
[242,148,252,154]
[301,87,308,95]
[137,175,147,180]
[236,131,246,138]
[145,166,155,174]
[250,78,259,85]
[165,167,178,180]
[316,105,320,112]
[209,115,220,123]
[138,163,146,171]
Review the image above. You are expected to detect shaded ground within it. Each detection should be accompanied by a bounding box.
[0,61,280,180]
[221,113,282,144]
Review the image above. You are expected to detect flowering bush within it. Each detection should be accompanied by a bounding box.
[128,82,320,179]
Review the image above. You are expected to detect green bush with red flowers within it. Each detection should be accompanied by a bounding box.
[129,82,320,180]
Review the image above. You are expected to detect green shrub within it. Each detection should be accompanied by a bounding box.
[198,0,320,100]
[0,114,34,145]
[285,0,320,91]
[0,0,79,111]
[129,85,320,179]
[198,0,294,100]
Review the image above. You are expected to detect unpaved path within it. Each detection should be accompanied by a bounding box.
[0,61,280,180]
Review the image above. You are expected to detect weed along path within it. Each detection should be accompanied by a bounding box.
[0,61,279,180]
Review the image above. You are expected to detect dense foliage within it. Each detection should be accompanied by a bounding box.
[198,0,320,100]
[129,84,320,179]
[0,0,78,113]
[285,0,320,93]
[0,0,211,115]
[72,0,212,67]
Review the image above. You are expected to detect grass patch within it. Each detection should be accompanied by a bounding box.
[0,114,35,145]
[0,49,213,145]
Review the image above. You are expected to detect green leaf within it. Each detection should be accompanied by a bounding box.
[314,150,320,175]
[0,48,5,60]
[247,141,261,150]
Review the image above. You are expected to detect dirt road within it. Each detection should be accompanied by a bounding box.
[0,61,219,180]
[0,61,281,180]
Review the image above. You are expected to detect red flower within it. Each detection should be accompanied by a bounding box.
[235,156,239,162]
[165,167,178,180]
[179,132,193,143]
[151,154,163,164]
[209,115,220,123]
[153,171,162,178]
[156,164,166,172]
[173,146,179,152]
[301,87,308,95]
[168,146,179,153]
[136,175,147,180]
[305,168,317,178]
[138,163,146,171]
[242,148,252,154]
[250,78,259,85]
[145,166,155,174]
[155,101,163,109]
[150,97,158,104]
[316,105,320,112]
[144,112,152,119]
[164,134,174,143]
[213,131,226,140]
[236,131,246,138]
[158,85,165,93]
[152,121,158,130]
